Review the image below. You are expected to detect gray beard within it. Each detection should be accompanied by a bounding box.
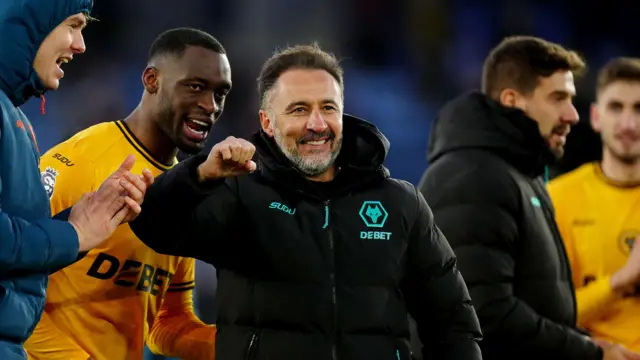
[273,126,342,177]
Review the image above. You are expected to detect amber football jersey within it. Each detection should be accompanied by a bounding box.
[25,121,199,360]
[549,162,640,351]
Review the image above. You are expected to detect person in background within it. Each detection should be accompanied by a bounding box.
[419,36,640,360]
[549,57,640,353]
[24,28,232,360]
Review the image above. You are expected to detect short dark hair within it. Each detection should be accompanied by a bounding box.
[257,43,344,108]
[148,27,225,62]
[596,57,640,96]
[482,36,586,99]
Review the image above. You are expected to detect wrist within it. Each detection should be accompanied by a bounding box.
[69,221,88,252]
[197,164,218,183]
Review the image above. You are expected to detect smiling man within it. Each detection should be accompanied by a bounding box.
[24,27,231,360]
[128,43,483,360]
[0,0,155,359]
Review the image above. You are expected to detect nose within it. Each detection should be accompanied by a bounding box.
[199,94,217,117]
[306,110,328,132]
[71,32,86,54]
[563,103,580,125]
[620,113,639,131]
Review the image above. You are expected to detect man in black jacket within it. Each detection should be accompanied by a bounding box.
[129,43,482,360]
[419,36,639,360]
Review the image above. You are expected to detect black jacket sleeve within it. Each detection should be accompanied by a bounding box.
[419,163,602,360]
[129,153,239,263]
[401,187,483,360]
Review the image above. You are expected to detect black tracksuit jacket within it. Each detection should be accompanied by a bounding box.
[418,92,603,360]
[130,115,482,360]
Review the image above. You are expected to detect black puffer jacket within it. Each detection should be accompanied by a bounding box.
[131,115,482,360]
[418,92,602,360]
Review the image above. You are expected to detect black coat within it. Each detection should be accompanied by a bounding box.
[131,115,482,360]
[418,92,602,360]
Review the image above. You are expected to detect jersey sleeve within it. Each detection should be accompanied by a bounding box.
[548,182,618,327]
[39,145,98,216]
[147,257,216,359]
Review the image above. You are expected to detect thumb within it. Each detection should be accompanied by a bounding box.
[245,160,257,172]
[116,154,136,174]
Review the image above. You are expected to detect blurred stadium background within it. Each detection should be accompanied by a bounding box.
[22,0,636,358]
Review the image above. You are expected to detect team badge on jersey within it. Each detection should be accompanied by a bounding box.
[618,229,640,255]
[41,167,58,199]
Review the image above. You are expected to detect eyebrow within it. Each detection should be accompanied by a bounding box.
[70,14,88,29]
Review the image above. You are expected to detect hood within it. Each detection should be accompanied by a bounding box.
[427,91,555,177]
[252,114,391,193]
[0,0,93,106]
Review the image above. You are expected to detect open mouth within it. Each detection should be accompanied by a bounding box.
[56,57,70,67]
[183,118,212,142]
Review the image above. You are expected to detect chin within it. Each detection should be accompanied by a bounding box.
[44,77,60,90]
[178,141,205,155]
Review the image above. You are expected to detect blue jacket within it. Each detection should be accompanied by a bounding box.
[0,0,92,358]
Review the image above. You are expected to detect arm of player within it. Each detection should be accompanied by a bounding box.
[401,188,482,360]
[24,311,91,360]
[422,171,602,360]
[0,121,80,273]
[147,258,215,359]
[130,153,239,263]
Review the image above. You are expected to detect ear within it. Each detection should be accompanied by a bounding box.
[142,67,159,94]
[259,109,275,137]
[499,88,519,107]
[590,102,601,133]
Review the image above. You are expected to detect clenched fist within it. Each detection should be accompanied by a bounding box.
[197,136,257,181]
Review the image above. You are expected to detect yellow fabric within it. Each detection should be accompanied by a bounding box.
[548,162,640,351]
[25,121,214,360]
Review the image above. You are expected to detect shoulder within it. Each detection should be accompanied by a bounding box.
[420,151,519,210]
[547,163,594,198]
[42,121,122,165]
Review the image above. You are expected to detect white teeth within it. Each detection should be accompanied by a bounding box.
[190,119,209,127]
[187,127,204,135]
[306,140,327,145]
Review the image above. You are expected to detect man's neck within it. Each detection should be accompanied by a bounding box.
[601,149,640,183]
[123,106,178,165]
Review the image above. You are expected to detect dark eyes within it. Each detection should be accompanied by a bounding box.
[292,105,337,113]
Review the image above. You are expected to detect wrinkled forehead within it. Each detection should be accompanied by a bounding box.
[271,69,343,107]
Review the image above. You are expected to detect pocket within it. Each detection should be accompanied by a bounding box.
[244,331,260,360]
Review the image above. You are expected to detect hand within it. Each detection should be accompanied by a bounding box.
[69,155,151,251]
[611,236,640,294]
[595,338,640,360]
[197,136,257,181]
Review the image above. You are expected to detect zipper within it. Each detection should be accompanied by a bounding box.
[324,200,338,360]
[245,332,259,360]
